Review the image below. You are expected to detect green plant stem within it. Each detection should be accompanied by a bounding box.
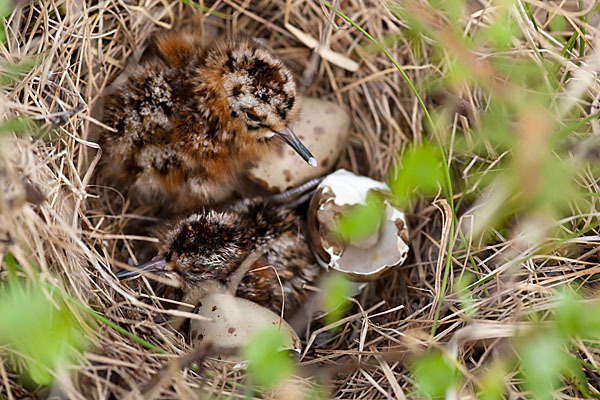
[553,110,600,145]
[54,286,165,353]
[70,299,165,354]
[179,0,226,18]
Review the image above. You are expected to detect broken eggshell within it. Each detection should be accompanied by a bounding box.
[308,169,409,281]
[247,97,350,192]
[190,293,301,362]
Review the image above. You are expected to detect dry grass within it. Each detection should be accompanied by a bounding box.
[1,0,600,399]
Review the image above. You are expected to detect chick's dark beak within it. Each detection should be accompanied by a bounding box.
[116,257,167,279]
[275,126,317,167]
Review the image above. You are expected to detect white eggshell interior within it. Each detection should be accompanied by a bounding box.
[319,169,389,206]
[314,169,410,278]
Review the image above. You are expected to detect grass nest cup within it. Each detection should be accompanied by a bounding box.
[1,0,600,399]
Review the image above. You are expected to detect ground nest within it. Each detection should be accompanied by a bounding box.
[1,0,600,399]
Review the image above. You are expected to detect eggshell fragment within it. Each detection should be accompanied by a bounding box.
[247,97,350,192]
[308,169,410,281]
[190,293,301,361]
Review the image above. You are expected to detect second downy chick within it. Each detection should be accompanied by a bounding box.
[117,198,321,318]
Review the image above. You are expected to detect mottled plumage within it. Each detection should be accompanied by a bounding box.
[100,32,314,213]
[118,198,320,317]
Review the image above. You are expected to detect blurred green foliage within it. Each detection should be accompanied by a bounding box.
[518,331,565,400]
[477,363,507,400]
[0,0,597,397]
[454,272,475,318]
[332,191,384,243]
[320,273,352,327]
[448,289,600,400]
[241,328,296,388]
[0,115,37,137]
[516,290,600,400]
[328,0,600,398]
[0,254,88,386]
[0,0,9,44]
[388,142,445,207]
[241,273,352,391]
[548,14,567,34]
[411,349,459,398]
[0,56,42,87]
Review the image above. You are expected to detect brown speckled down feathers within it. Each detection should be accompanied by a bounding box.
[100,32,307,213]
[128,198,321,318]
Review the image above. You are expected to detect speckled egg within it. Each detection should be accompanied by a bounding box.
[247,97,350,192]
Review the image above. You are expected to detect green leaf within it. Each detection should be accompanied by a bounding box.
[241,328,295,388]
[0,258,88,385]
[332,191,384,243]
[389,142,445,206]
[555,291,600,340]
[554,291,583,337]
[478,363,507,400]
[0,0,9,17]
[0,116,36,137]
[482,18,519,50]
[519,332,564,400]
[562,355,591,398]
[0,56,41,87]
[549,15,566,33]
[321,273,352,326]
[454,272,476,318]
[562,33,579,56]
[532,156,574,214]
[411,349,459,398]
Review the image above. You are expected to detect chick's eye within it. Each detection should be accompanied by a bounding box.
[246,112,261,122]
[186,267,205,276]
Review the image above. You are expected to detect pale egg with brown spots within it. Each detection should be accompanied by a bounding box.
[247,97,350,192]
[190,293,301,361]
